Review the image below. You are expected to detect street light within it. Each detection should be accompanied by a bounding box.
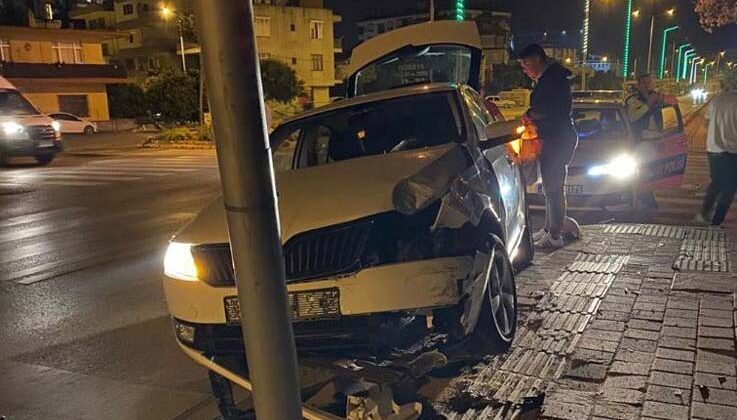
[583,0,590,64]
[602,56,609,62]
[675,44,691,81]
[682,49,695,80]
[659,25,679,79]
[160,4,187,73]
[646,7,676,75]
[704,61,714,85]
[622,0,634,77]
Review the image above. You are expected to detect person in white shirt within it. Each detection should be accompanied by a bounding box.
[696,84,737,225]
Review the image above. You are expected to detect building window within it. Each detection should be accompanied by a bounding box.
[101,43,109,56]
[125,58,135,70]
[97,17,105,28]
[377,23,385,33]
[310,20,323,39]
[254,16,270,37]
[52,42,83,64]
[58,95,89,117]
[0,39,10,62]
[128,32,135,43]
[310,54,323,71]
[88,19,98,29]
[291,57,297,65]
[290,23,296,32]
[123,3,134,15]
[137,3,149,12]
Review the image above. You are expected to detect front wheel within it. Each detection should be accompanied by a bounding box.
[35,155,54,165]
[83,126,95,135]
[473,234,517,352]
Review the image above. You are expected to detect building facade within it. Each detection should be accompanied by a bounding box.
[0,25,127,120]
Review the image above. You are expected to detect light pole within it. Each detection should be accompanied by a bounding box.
[704,61,714,85]
[623,0,634,78]
[717,50,725,74]
[682,50,695,80]
[659,25,678,78]
[675,44,691,81]
[583,0,590,64]
[639,6,675,75]
[161,5,187,73]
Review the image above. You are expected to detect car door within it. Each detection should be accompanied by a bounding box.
[51,113,80,133]
[634,104,688,190]
[345,20,483,97]
[462,88,525,252]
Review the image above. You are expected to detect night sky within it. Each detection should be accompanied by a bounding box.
[329,0,737,66]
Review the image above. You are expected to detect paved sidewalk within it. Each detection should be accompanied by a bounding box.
[436,224,736,420]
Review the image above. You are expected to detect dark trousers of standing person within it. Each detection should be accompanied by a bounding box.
[701,151,737,225]
[540,135,578,238]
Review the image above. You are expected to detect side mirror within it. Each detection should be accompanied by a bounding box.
[481,120,523,150]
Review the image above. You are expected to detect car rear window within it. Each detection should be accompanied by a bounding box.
[271,92,462,169]
[572,108,627,141]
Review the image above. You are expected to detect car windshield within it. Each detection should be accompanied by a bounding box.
[0,89,39,116]
[572,107,627,141]
[353,45,473,96]
[271,92,462,169]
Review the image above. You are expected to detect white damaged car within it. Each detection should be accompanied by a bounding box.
[162,21,533,417]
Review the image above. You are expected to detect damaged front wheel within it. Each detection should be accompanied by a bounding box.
[473,234,517,352]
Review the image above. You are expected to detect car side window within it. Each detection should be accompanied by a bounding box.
[462,88,492,140]
[299,124,331,167]
[272,128,300,172]
[642,105,683,140]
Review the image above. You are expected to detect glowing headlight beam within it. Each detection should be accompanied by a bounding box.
[2,121,24,135]
[164,242,198,281]
[588,155,638,180]
[51,121,60,132]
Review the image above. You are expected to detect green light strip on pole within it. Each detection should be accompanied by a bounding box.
[682,50,695,80]
[676,44,691,81]
[704,62,713,85]
[623,0,633,77]
[455,0,464,21]
[659,26,679,79]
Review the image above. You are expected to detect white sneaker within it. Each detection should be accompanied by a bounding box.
[535,232,565,249]
[693,213,709,225]
[532,229,548,242]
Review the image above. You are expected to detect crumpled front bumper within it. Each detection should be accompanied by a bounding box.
[0,139,62,157]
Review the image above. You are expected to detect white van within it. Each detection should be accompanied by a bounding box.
[0,76,62,165]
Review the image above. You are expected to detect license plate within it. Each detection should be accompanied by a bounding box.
[37,141,54,148]
[536,184,584,195]
[224,288,340,325]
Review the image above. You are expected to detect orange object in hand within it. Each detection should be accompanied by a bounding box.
[506,119,543,164]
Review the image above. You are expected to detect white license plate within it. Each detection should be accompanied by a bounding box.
[37,141,54,147]
[536,184,585,195]
[224,288,341,325]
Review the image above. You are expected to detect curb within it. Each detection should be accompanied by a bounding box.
[140,138,216,150]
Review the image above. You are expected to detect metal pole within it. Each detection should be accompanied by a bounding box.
[429,0,434,21]
[647,14,655,74]
[659,26,678,78]
[622,0,633,77]
[582,0,590,64]
[194,2,303,420]
[179,32,187,72]
[670,41,677,79]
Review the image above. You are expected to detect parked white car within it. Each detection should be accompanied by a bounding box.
[163,21,533,419]
[48,112,97,135]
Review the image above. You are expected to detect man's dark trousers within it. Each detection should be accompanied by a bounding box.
[702,151,737,225]
[540,134,577,237]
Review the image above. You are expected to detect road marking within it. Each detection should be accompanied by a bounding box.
[41,181,107,186]
[13,174,143,182]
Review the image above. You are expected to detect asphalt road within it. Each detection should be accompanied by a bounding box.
[0,135,224,419]
[0,97,716,420]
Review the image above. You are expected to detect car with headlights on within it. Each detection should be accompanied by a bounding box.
[527,99,688,210]
[0,77,62,165]
[162,20,534,418]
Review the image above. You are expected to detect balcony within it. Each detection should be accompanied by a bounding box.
[0,62,127,81]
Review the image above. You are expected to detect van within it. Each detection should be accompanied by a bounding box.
[0,76,62,165]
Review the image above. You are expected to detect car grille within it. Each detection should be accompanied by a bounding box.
[27,125,56,141]
[191,221,373,287]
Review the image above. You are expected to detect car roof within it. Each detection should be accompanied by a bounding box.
[573,99,624,108]
[279,83,460,125]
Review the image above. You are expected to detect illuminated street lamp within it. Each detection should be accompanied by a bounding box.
[704,61,714,85]
[583,0,590,64]
[455,0,464,21]
[641,7,676,75]
[682,49,695,80]
[675,44,691,81]
[160,4,187,72]
[717,50,726,74]
[622,0,634,77]
[659,25,679,79]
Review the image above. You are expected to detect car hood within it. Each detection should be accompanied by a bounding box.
[0,114,54,125]
[175,143,467,245]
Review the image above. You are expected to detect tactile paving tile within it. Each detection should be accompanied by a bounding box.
[567,254,629,274]
[673,237,731,272]
[603,224,687,239]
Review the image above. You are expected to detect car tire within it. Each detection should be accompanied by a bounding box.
[83,126,95,135]
[35,155,54,165]
[208,370,255,420]
[473,234,517,352]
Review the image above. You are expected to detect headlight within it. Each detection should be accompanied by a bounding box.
[164,242,198,281]
[2,121,24,136]
[51,121,60,132]
[588,154,638,180]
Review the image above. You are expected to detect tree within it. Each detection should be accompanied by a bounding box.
[695,0,737,31]
[485,63,531,94]
[587,71,623,90]
[0,2,26,26]
[107,84,147,118]
[145,71,199,121]
[260,59,303,103]
[722,68,737,92]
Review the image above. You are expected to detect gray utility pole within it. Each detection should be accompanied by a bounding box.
[194,1,303,419]
[646,13,655,74]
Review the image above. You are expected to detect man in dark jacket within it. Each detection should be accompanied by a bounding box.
[519,44,579,248]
